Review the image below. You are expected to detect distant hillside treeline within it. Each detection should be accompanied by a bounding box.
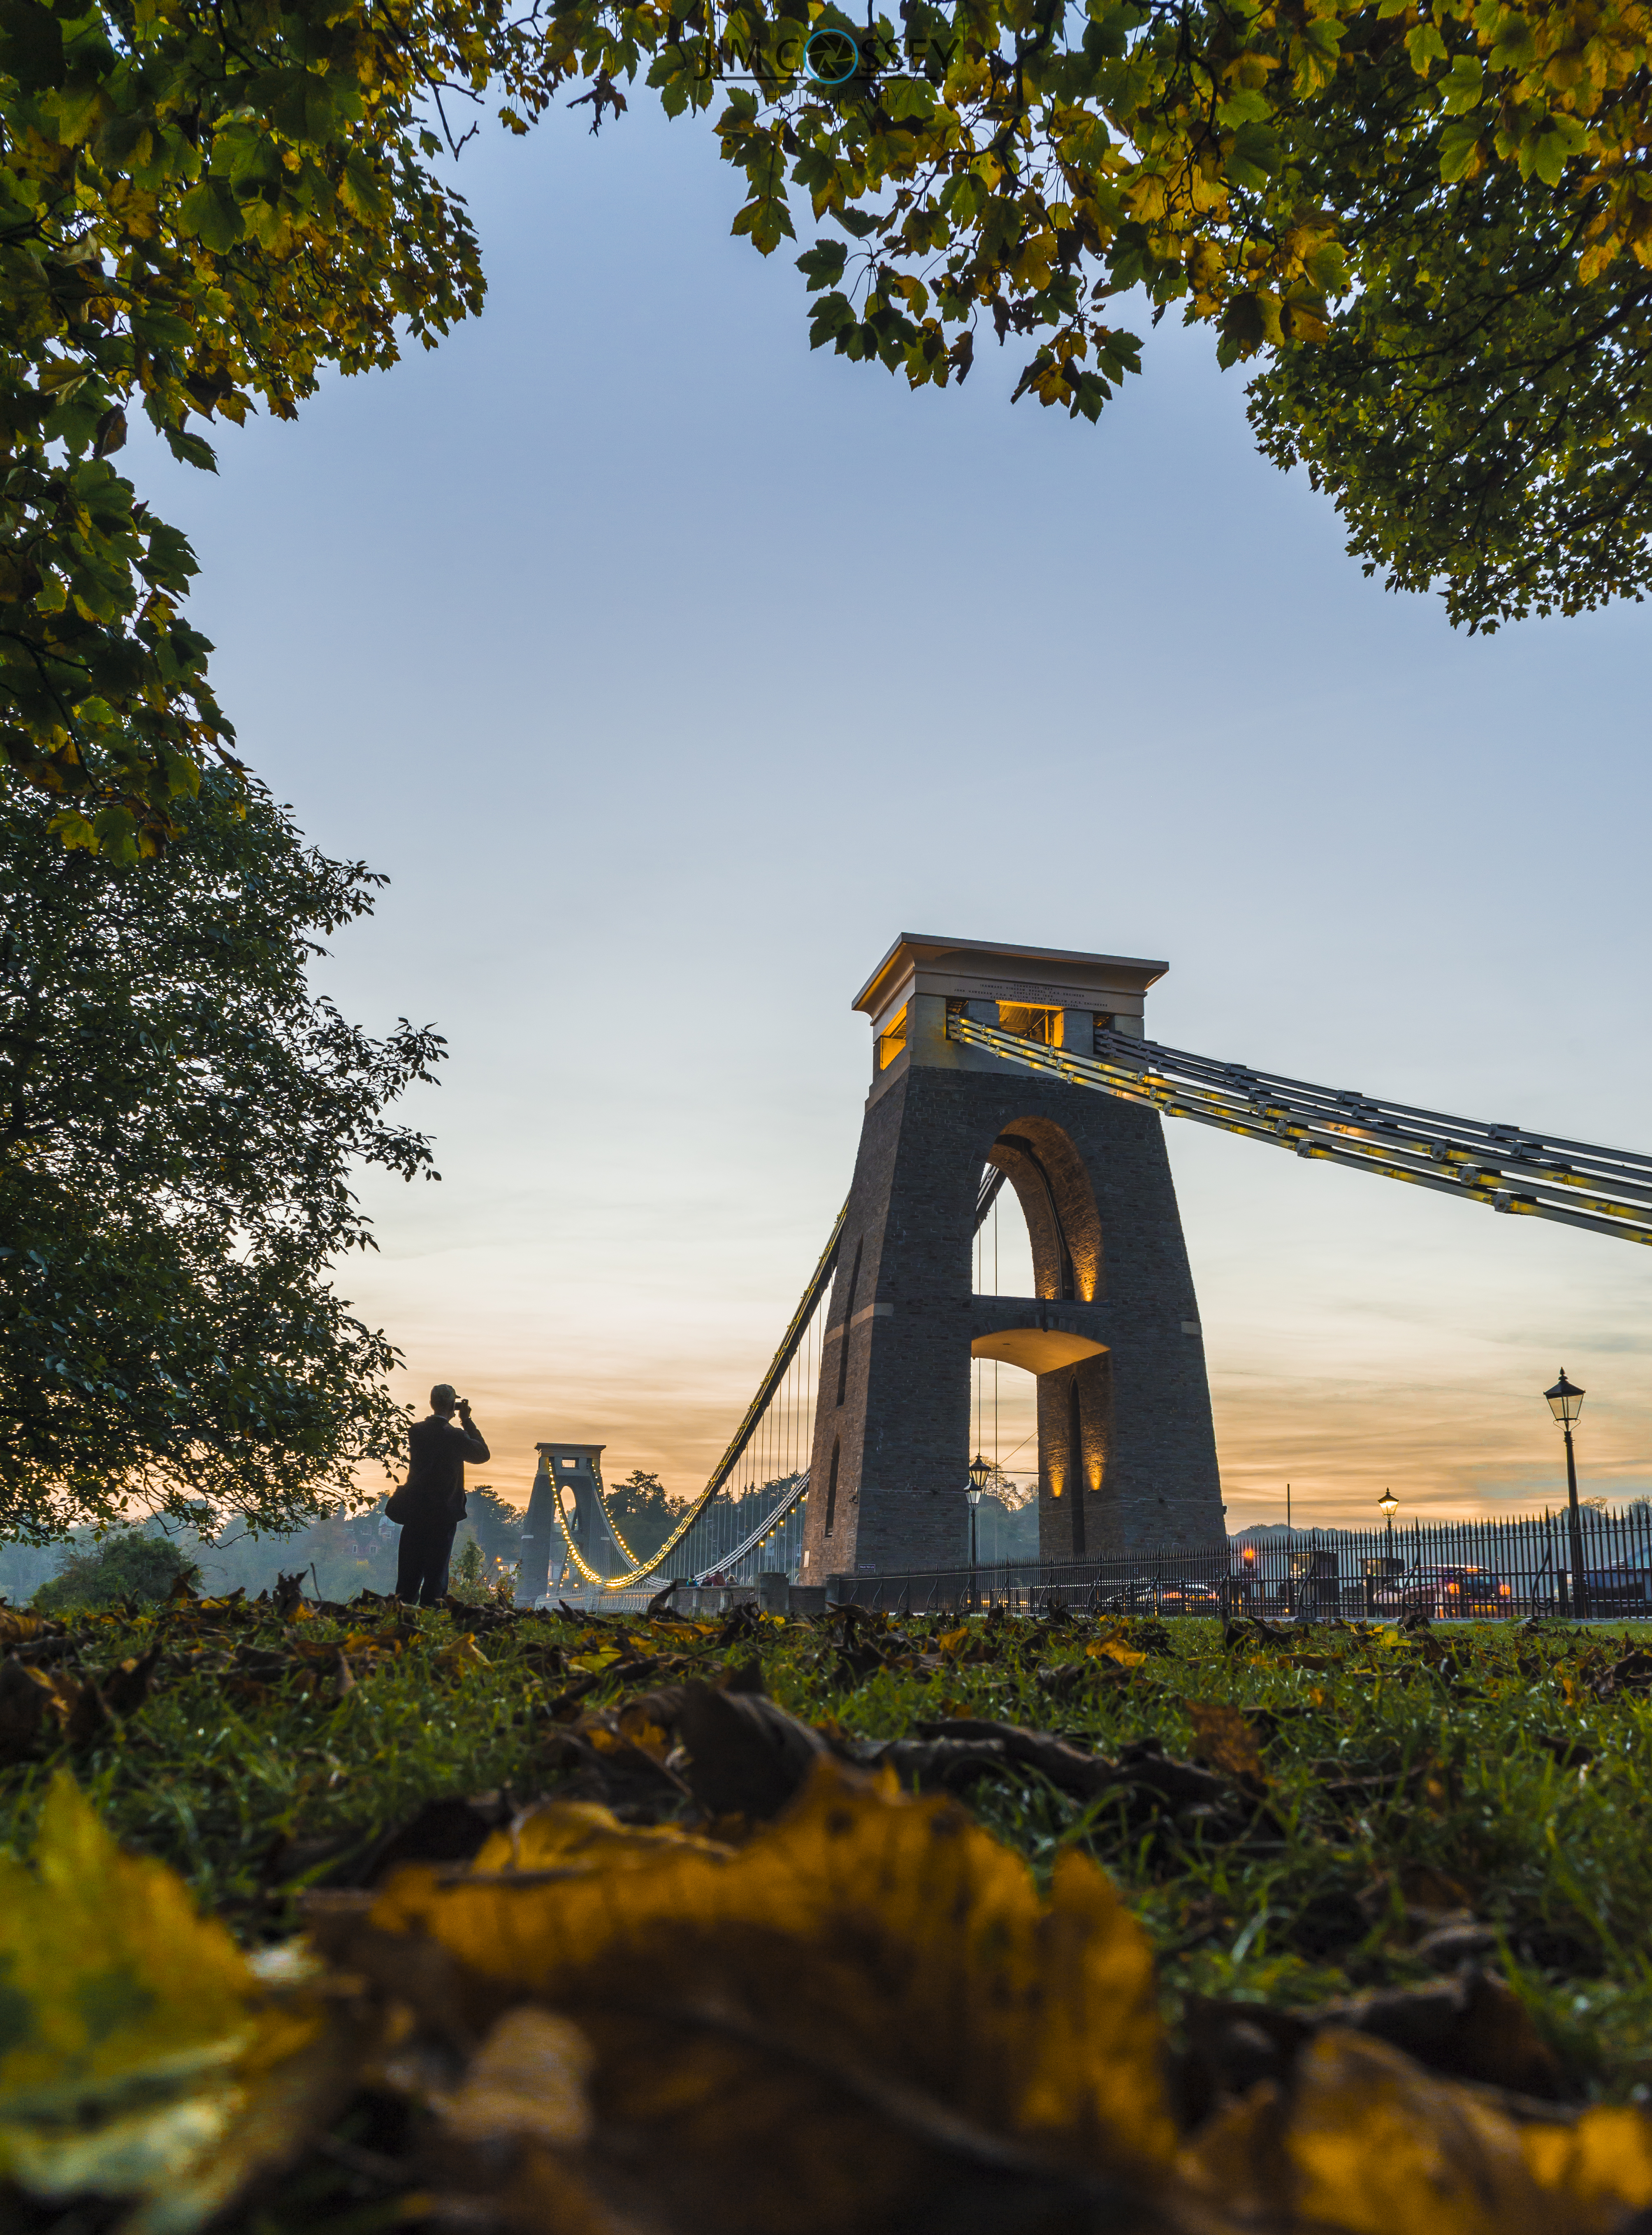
[1,1488,527,1608]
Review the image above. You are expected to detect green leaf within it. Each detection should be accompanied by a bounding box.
[89,804,139,864]
[1304,239,1348,295]
[1524,111,1587,184]
[807,290,855,345]
[0,0,64,92]
[1439,53,1485,111]
[1485,11,1536,69]
[882,77,933,120]
[731,193,796,254]
[1227,120,1281,188]
[48,810,97,852]
[796,239,849,289]
[163,428,219,473]
[179,179,243,254]
[1437,118,1483,179]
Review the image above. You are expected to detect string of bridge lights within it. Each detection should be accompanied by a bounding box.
[556,1135,1058,1598]
[551,1207,845,1593]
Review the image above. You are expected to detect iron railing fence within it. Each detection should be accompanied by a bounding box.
[824,1505,1652,1620]
[548,1586,668,1615]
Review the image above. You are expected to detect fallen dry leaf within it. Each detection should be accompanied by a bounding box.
[472,1800,733,1875]
[673,1681,827,1820]
[436,1634,491,1671]
[0,1613,55,1648]
[1184,1703,1267,1788]
[1521,2107,1652,2233]
[434,2005,594,2148]
[0,1656,102,1763]
[1089,1639,1149,1669]
[1181,2029,1540,2234]
[365,1757,1176,2233]
[0,1775,371,2235]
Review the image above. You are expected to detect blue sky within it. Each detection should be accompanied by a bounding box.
[132,92,1652,1529]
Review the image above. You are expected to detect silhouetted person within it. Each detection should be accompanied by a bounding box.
[395,1383,490,1606]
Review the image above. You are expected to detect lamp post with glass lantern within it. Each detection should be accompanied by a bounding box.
[966,1454,991,1579]
[1364,1488,1400,1616]
[1545,1371,1588,1619]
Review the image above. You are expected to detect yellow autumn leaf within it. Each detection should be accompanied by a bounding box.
[0,1775,363,2235]
[1522,2106,1652,2231]
[568,1649,621,1674]
[614,1704,672,1759]
[1087,1640,1148,1668]
[1181,2028,1553,2234]
[1286,2031,1548,2234]
[438,1633,491,1670]
[936,1626,973,1654]
[341,1631,399,1656]
[370,1757,1176,2198]
[471,1799,733,1874]
[0,1771,252,2114]
[121,1996,370,2235]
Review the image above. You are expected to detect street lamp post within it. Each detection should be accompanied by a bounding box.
[1378,1488,1398,1558]
[966,1453,991,1605]
[1545,1371,1588,1619]
[1366,1488,1399,1616]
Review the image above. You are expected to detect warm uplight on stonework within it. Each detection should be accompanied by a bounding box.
[876,1005,908,1070]
[997,1003,1060,1042]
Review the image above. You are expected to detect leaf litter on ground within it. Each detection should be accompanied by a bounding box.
[3,1592,1652,2227]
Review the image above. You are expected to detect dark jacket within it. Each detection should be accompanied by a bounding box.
[405,1413,490,1522]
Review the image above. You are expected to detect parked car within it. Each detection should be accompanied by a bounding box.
[1153,1577,1223,1615]
[1368,1565,1512,1618]
[1580,1565,1652,1614]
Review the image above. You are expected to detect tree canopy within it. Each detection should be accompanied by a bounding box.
[31,1524,195,1608]
[0,771,442,1539]
[606,1469,688,1563]
[574,0,1652,633]
[0,0,1646,856]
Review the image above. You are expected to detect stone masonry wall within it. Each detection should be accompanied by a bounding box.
[799,1051,1223,1584]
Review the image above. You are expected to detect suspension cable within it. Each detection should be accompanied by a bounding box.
[556,1200,848,1592]
[948,1012,1652,1247]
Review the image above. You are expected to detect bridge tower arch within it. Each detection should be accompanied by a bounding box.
[800,935,1223,1584]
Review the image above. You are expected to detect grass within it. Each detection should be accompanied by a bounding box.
[5,1592,1651,2105]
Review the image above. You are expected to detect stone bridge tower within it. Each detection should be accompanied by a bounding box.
[800,935,1223,1584]
[516,1442,613,1604]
